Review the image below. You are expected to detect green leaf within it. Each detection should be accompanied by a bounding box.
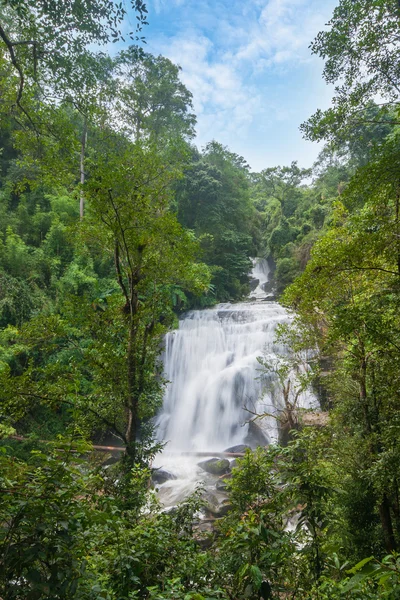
[250,565,263,590]
[346,556,374,575]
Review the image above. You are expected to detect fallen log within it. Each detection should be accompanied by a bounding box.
[8,436,245,457]
[9,435,124,453]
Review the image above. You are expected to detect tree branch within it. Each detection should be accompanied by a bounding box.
[0,23,24,105]
[319,264,399,277]
[114,241,130,305]
[0,24,40,129]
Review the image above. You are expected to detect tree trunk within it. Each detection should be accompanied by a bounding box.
[396,187,400,276]
[125,279,142,460]
[125,318,138,460]
[80,117,87,220]
[358,348,372,435]
[379,493,397,552]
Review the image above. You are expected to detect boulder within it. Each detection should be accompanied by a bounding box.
[216,478,229,492]
[203,492,232,517]
[193,520,215,549]
[102,455,121,468]
[249,277,260,291]
[198,457,230,475]
[163,506,179,516]
[244,420,269,447]
[151,469,177,484]
[223,444,251,454]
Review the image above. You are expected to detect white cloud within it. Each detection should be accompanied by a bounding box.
[146,0,337,168]
[152,0,186,15]
[150,32,263,146]
[233,0,330,68]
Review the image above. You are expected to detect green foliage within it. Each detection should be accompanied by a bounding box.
[0,437,98,599]
[115,48,196,142]
[0,0,148,124]
[301,1,400,145]
[176,142,257,302]
[1,0,400,597]
[0,27,211,463]
[0,437,234,600]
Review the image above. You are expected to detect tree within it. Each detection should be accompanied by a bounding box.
[114,48,196,142]
[176,142,258,301]
[257,162,311,218]
[301,0,400,144]
[282,133,400,553]
[0,133,210,464]
[83,134,209,458]
[0,1,146,222]
[0,0,209,459]
[0,0,147,118]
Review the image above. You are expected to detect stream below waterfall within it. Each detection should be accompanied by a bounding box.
[153,258,317,508]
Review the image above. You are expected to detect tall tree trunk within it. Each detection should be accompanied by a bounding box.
[80,117,87,220]
[359,345,397,552]
[379,494,397,552]
[358,346,371,435]
[396,187,400,276]
[125,318,138,460]
[125,283,141,460]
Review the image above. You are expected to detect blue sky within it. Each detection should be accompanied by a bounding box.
[126,0,339,171]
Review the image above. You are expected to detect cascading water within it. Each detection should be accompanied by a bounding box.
[249,256,271,300]
[157,302,286,451]
[153,258,317,506]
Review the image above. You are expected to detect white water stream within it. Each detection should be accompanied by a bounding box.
[249,256,271,300]
[153,258,316,506]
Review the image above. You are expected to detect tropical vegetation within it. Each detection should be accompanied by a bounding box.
[1,0,400,598]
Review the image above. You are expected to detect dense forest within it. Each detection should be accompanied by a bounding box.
[1,0,400,598]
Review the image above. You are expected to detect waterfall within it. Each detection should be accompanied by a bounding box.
[249,256,271,300]
[153,258,316,504]
[156,302,289,451]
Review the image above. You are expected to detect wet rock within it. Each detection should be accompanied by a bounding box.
[193,520,215,549]
[163,506,179,516]
[244,420,269,447]
[196,536,214,550]
[223,444,251,454]
[151,469,177,484]
[229,459,238,470]
[203,492,232,517]
[249,277,260,291]
[102,455,121,468]
[216,477,229,491]
[198,457,230,475]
